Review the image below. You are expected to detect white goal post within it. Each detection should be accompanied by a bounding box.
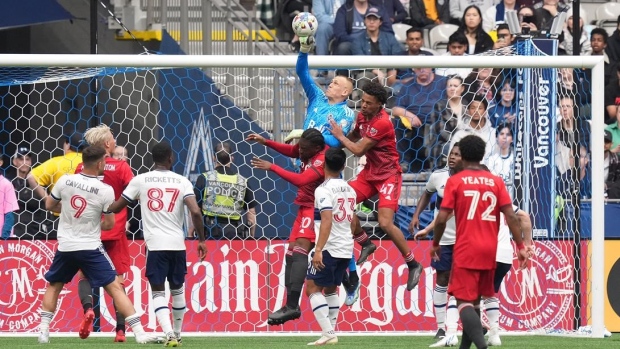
[0,52,605,337]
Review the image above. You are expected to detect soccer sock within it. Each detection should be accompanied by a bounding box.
[40,310,54,332]
[446,296,459,336]
[353,230,372,247]
[404,251,420,269]
[349,254,357,272]
[77,278,93,313]
[126,313,146,336]
[114,282,126,332]
[348,269,359,286]
[484,297,500,331]
[286,248,308,309]
[285,250,293,298]
[171,286,186,335]
[433,285,448,331]
[152,291,174,337]
[341,272,351,290]
[459,303,487,349]
[309,293,334,335]
[325,292,340,329]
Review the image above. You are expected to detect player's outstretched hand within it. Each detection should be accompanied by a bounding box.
[430,245,440,262]
[328,118,344,139]
[246,133,267,145]
[251,157,273,171]
[197,241,207,261]
[414,227,430,241]
[299,36,315,53]
[312,250,325,271]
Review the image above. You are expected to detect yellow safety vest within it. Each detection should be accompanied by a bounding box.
[202,170,247,220]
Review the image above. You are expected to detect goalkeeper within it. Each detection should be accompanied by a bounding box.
[284,36,356,147]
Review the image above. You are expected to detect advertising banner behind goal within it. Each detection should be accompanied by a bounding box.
[0,240,587,333]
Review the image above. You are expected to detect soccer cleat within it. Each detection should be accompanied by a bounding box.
[307,335,338,346]
[114,329,126,342]
[175,332,183,346]
[406,264,424,291]
[134,333,163,344]
[344,281,361,306]
[433,328,446,340]
[487,328,501,346]
[79,309,95,339]
[356,242,377,265]
[38,331,50,344]
[164,333,179,347]
[267,305,302,325]
[429,334,459,347]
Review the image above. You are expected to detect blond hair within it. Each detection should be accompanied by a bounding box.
[84,124,112,147]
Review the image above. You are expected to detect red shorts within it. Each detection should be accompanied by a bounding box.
[102,235,131,275]
[289,206,316,243]
[448,266,495,301]
[348,173,402,211]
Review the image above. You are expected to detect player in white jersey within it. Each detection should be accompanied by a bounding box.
[484,124,514,199]
[409,143,462,347]
[108,142,207,347]
[484,204,533,346]
[306,148,356,346]
[38,146,156,345]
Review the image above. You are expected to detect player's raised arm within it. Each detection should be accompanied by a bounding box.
[296,51,323,102]
[247,133,300,158]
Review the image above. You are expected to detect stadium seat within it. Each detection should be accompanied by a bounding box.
[393,23,412,44]
[429,24,458,53]
[595,2,620,36]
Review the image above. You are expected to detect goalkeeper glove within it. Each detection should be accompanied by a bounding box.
[299,36,315,54]
[284,129,304,143]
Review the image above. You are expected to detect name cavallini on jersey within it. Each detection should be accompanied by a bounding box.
[65,179,100,195]
[145,176,182,184]
[331,186,353,194]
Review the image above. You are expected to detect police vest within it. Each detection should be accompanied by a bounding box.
[202,170,248,220]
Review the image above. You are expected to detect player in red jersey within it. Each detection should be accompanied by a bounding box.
[329,81,423,291]
[74,125,134,342]
[431,135,530,349]
[247,128,327,325]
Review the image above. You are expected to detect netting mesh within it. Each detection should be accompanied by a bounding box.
[0,38,594,334]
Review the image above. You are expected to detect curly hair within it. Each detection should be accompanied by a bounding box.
[361,81,388,105]
[301,128,326,149]
[458,135,486,163]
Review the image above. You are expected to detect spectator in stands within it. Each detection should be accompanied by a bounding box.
[557,68,590,114]
[428,75,466,168]
[587,28,613,87]
[456,5,494,54]
[606,16,620,65]
[517,6,538,35]
[605,107,620,152]
[8,146,51,239]
[408,0,450,29]
[493,23,514,50]
[449,95,497,159]
[113,145,128,162]
[484,124,515,198]
[332,0,392,55]
[558,95,590,154]
[605,66,620,124]
[27,130,85,238]
[392,68,447,172]
[604,130,620,199]
[559,15,591,56]
[483,0,517,33]
[386,28,434,93]
[533,0,568,34]
[435,32,472,79]
[450,0,495,25]
[463,68,500,105]
[313,0,342,55]
[194,142,257,239]
[275,0,313,52]
[370,0,407,24]
[488,79,516,127]
[350,8,402,90]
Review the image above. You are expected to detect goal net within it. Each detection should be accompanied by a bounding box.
[0,38,605,337]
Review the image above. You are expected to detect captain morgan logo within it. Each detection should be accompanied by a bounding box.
[0,241,66,331]
[499,241,573,330]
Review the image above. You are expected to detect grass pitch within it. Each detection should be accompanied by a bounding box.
[5,335,619,348]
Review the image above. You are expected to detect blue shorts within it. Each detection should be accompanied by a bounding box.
[145,250,187,286]
[307,250,350,287]
[493,262,512,293]
[431,245,453,272]
[45,245,117,288]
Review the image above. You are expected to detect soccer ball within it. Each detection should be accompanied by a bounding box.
[292,12,318,37]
